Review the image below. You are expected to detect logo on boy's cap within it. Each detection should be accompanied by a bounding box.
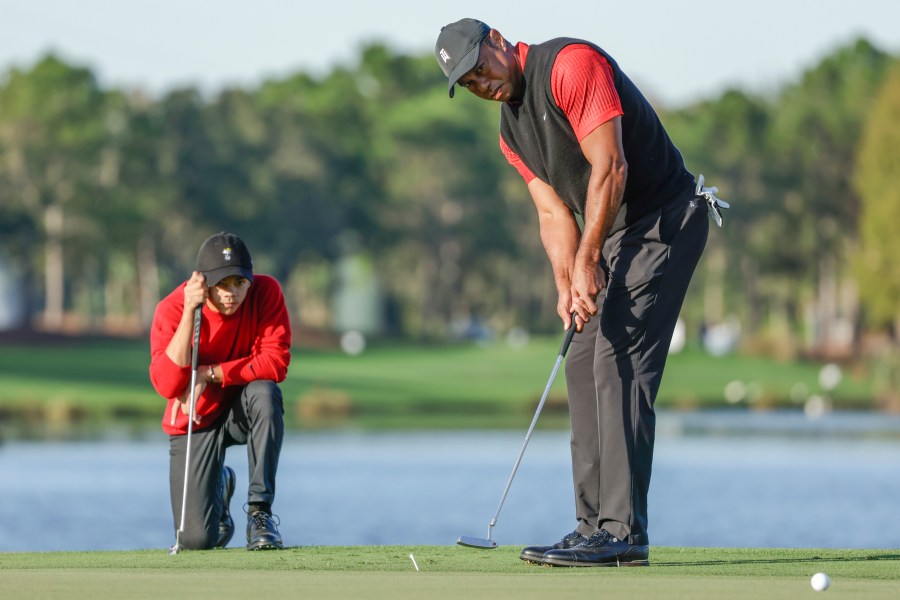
[196,232,254,287]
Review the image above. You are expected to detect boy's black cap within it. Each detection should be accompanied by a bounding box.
[435,18,490,98]
[196,232,253,286]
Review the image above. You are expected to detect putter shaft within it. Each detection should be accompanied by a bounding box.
[486,353,566,536]
[460,316,577,548]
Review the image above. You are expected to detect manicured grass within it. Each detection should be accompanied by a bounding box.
[1,546,898,599]
[0,336,877,431]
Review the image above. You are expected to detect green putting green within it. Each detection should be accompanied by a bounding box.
[2,546,898,599]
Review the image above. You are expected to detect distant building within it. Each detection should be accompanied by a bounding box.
[331,251,383,336]
[0,254,25,330]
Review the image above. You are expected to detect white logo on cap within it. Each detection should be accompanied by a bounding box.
[222,247,232,262]
[440,49,451,63]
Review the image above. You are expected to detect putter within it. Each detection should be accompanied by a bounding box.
[457,314,578,549]
[169,305,203,555]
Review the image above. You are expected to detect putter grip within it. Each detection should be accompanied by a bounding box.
[559,312,578,357]
[190,305,202,370]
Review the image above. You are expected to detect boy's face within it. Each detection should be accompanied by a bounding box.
[208,276,251,315]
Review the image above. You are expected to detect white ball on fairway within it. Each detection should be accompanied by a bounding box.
[810,572,830,591]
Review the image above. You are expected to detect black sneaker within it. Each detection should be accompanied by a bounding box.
[215,466,236,548]
[519,530,588,563]
[246,510,284,550]
[541,529,649,567]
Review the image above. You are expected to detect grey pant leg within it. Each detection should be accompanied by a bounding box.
[169,424,227,550]
[223,380,284,508]
[568,191,708,544]
[565,315,604,537]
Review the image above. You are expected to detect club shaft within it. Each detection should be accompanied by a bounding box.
[487,353,565,534]
[175,306,202,547]
[176,370,198,536]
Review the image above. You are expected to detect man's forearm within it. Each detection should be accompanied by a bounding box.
[526,176,584,321]
[538,209,582,294]
[577,156,626,270]
[575,117,628,273]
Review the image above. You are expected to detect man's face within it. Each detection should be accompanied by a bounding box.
[208,276,251,315]
[456,31,522,102]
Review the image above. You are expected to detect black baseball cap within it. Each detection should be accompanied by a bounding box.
[435,18,490,98]
[196,232,254,286]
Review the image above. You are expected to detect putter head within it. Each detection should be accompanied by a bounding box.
[457,535,498,549]
[168,543,181,555]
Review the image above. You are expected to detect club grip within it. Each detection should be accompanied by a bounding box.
[190,305,202,370]
[559,312,578,357]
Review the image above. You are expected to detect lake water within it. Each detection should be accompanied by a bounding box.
[2,410,900,553]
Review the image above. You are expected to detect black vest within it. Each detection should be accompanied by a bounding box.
[500,38,692,233]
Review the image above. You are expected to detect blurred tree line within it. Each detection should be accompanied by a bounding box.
[0,39,898,361]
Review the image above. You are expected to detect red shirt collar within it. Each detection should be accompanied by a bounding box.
[515,42,529,72]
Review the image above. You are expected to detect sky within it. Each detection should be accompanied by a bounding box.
[1,0,898,108]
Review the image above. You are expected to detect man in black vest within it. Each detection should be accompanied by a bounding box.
[436,18,722,567]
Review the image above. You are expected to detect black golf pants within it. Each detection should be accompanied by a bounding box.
[168,380,284,549]
[565,187,708,545]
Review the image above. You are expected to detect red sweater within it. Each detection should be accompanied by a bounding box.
[149,274,292,435]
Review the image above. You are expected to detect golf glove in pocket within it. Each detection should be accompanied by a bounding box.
[695,174,730,227]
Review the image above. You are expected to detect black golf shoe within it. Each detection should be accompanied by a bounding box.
[519,530,588,563]
[541,529,649,567]
[215,465,236,548]
[246,509,284,550]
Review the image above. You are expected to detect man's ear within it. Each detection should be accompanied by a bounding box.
[487,29,506,50]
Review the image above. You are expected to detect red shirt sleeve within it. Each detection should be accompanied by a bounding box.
[149,283,193,400]
[218,276,292,387]
[499,134,537,183]
[551,44,623,141]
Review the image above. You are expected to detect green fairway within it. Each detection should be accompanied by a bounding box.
[0,336,877,432]
[1,546,898,599]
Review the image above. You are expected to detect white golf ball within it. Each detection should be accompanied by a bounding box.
[810,572,830,591]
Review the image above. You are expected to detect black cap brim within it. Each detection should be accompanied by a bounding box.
[446,40,482,98]
[203,266,254,287]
